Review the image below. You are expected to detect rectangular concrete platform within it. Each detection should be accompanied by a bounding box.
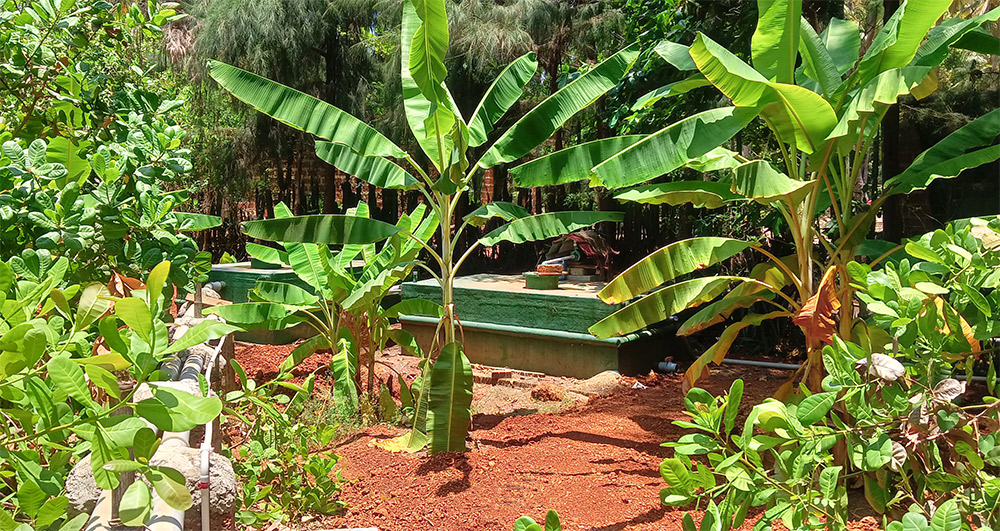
[399,274,685,378]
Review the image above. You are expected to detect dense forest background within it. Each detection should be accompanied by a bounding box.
[154,0,998,270]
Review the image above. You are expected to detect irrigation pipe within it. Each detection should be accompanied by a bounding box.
[715,357,988,382]
[200,335,228,531]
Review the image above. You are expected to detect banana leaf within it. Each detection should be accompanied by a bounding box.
[242,215,400,245]
[509,136,646,187]
[479,211,623,246]
[426,342,473,453]
[468,52,538,146]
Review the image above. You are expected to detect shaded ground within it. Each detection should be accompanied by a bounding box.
[231,342,881,531]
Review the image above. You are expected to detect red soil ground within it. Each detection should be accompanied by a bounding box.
[232,343,882,531]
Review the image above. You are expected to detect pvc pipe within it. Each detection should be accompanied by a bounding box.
[720,357,989,382]
[86,491,115,531]
[398,314,673,346]
[200,337,227,531]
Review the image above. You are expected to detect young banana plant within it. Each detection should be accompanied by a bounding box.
[207,200,438,417]
[207,0,632,452]
[511,0,1000,392]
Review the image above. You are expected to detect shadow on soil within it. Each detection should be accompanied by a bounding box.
[417,453,472,496]
[476,430,664,456]
[584,506,668,531]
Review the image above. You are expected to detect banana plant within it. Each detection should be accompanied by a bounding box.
[206,200,438,418]
[207,0,629,452]
[511,0,1000,392]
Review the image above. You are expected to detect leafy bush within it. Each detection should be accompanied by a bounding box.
[224,355,344,525]
[208,200,436,419]
[0,261,231,529]
[659,220,1000,530]
[515,510,562,531]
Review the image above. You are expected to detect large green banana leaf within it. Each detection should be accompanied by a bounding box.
[242,215,400,245]
[252,281,319,306]
[797,17,840,97]
[477,43,640,168]
[479,211,623,246]
[286,243,330,294]
[314,142,418,190]
[912,7,1000,67]
[173,212,222,231]
[592,107,757,189]
[426,342,473,453]
[751,0,801,83]
[731,160,814,205]
[205,302,302,330]
[690,33,772,107]
[678,294,776,336]
[342,263,415,312]
[885,109,1000,196]
[854,0,951,85]
[820,18,860,76]
[630,75,711,110]
[207,61,405,158]
[598,238,754,304]
[509,136,646,187]
[653,41,697,71]
[614,181,741,209]
[400,0,459,170]
[589,277,745,339]
[331,338,359,416]
[408,0,449,103]
[463,202,531,228]
[245,242,285,266]
[468,52,538,146]
[827,67,933,146]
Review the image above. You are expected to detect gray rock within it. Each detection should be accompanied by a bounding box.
[65,449,237,531]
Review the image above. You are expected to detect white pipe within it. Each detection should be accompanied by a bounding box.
[200,336,228,531]
[720,357,989,382]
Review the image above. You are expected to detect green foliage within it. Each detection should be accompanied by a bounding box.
[660,220,1000,530]
[0,0,218,290]
[222,370,344,526]
[0,261,227,529]
[519,0,1000,392]
[514,510,561,531]
[210,0,628,453]
[208,201,436,419]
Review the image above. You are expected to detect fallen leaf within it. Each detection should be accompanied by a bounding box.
[793,266,841,345]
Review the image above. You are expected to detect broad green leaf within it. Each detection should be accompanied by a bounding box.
[592,107,758,189]
[509,136,646,187]
[314,142,418,190]
[384,298,444,319]
[796,391,836,425]
[855,0,951,84]
[797,17,841,96]
[764,82,838,153]
[468,52,538,146]
[47,354,93,408]
[590,277,744,339]
[242,215,400,245]
[912,8,1000,67]
[173,212,222,230]
[885,109,1000,196]
[342,263,414,311]
[162,320,241,355]
[821,17,860,76]
[952,26,1000,55]
[598,238,754,304]
[427,342,473,452]
[544,510,561,531]
[462,201,530,228]
[280,334,330,373]
[135,386,223,432]
[207,60,405,158]
[408,0,449,102]
[514,517,543,531]
[930,499,960,531]
[828,67,933,143]
[653,41,697,71]
[751,0,802,83]
[146,261,170,309]
[84,364,120,399]
[679,294,771,336]
[479,211,623,246]
[75,283,111,332]
[72,416,147,447]
[245,242,285,266]
[614,181,741,209]
[252,281,319,306]
[286,243,329,293]
[331,339,359,415]
[731,160,813,204]
[90,430,121,490]
[146,466,193,511]
[118,481,152,526]
[630,75,710,110]
[115,298,152,344]
[659,458,691,490]
[724,379,744,435]
[478,43,640,168]
[46,136,92,184]
[690,33,771,107]
[35,496,68,528]
[204,302,297,329]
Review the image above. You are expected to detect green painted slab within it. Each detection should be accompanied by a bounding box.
[401,274,617,335]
